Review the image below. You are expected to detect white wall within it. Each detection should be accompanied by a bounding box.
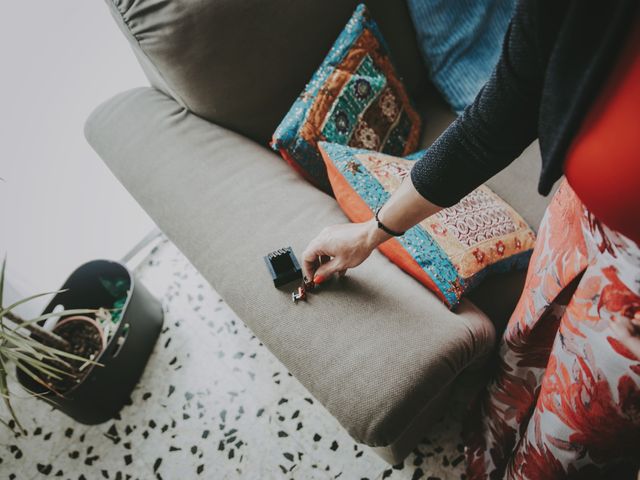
[0,2,155,316]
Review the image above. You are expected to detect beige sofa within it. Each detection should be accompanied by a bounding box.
[86,0,550,464]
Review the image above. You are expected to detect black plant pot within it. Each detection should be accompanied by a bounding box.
[17,259,164,424]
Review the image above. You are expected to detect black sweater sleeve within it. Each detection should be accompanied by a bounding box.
[410,0,552,207]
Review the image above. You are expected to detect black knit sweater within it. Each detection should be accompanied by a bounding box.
[411,0,638,207]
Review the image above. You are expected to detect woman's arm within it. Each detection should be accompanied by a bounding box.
[303,0,565,283]
[412,0,565,206]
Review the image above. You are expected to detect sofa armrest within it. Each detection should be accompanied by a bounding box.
[85,87,496,453]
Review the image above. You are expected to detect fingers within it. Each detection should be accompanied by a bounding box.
[314,255,333,282]
[305,258,346,284]
[302,224,350,283]
[302,240,325,280]
[302,226,334,277]
[302,253,336,283]
[313,257,343,283]
[302,252,320,281]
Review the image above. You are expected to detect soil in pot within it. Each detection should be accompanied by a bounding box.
[38,317,105,394]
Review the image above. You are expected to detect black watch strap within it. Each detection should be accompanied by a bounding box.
[375,208,405,237]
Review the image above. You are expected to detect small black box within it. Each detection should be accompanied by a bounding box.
[264,247,302,287]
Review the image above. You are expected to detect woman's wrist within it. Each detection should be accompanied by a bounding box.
[364,218,392,249]
[359,178,443,253]
[373,178,443,236]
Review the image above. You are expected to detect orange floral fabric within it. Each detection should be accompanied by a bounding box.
[465,180,640,479]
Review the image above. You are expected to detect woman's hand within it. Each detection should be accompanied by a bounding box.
[302,219,391,284]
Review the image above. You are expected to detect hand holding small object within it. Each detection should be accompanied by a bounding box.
[301,220,390,284]
[301,177,442,284]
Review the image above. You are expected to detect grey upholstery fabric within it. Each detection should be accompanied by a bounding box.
[85,88,496,448]
[105,0,428,144]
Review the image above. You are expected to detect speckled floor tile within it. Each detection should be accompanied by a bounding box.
[1,237,467,480]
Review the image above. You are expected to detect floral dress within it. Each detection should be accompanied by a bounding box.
[465,180,640,479]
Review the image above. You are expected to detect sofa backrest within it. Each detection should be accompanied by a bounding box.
[106,0,428,144]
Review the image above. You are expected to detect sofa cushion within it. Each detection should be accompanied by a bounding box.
[406,0,516,113]
[85,87,496,447]
[105,0,428,145]
[271,4,422,193]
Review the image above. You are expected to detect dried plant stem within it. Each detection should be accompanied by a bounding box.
[2,311,71,351]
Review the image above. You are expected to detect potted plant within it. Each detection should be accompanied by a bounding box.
[1,257,164,429]
[0,261,100,432]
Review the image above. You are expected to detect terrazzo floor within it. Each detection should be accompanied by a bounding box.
[2,237,470,480]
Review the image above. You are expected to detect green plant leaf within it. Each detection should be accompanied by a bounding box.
[0,255,6,315]
[11,339,97,365]
[4,344,70,376]
[2,326,101,366]
[1,331,43,359]
[2,327,49,355]
[32,343,101,364]
[7,308,98,330]
[0,289,68,319]
[0,256,6,335]
[0,415,13,430]
[0,356,23,433]
[100,277,130,299]
[5,351,71,380]
[13,360,56,393]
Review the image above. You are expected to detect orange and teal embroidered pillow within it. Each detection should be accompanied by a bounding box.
[319,142,536,309]
[270,4,422,193]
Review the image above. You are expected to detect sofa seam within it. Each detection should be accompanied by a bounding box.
[105,0,189,111]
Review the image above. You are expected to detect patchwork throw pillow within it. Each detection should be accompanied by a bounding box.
[271,4,422,193]
[318,142,536,309]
